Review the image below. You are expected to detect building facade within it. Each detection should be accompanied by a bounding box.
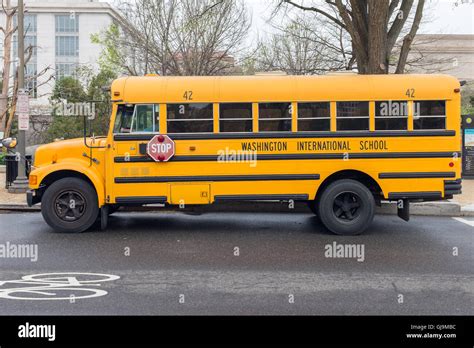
[1,0,121,106]
[406,34,474,81]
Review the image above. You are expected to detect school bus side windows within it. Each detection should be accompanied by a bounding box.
[414,100,446,130]
[297,102,330,131]
[259,103,292,132]
[375,101,408,130]
[167,103,214,133]
[219,103,253,133]
[336,101,369,131]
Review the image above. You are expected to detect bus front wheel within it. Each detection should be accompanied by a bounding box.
[317,179,375,235]
[41,177,99,233]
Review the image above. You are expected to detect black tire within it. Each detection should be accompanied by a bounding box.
[317,179,375,235]
[41,177,99,233]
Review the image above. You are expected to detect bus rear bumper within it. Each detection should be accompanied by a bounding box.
[386,179,462,222]
[444,179,462,198]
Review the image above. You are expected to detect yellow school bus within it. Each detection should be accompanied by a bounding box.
[27,74,462,235]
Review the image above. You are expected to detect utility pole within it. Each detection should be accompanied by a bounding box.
[9,0,28,193]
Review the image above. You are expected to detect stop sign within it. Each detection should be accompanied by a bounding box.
[147,134,176,162]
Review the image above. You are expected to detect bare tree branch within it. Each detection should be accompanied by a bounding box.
[280,0,347,29]
[396,0,424,73]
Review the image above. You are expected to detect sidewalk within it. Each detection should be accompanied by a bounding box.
[0,172,31,207]
[0,171,473,216]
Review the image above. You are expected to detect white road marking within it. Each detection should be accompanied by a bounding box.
[0,273,120,300]
[452,217,474,227]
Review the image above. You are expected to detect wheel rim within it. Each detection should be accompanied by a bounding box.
[54,190,87,222]
[332,191,362,222]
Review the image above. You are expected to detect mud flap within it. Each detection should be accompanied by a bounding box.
[100,205,109,231]
[397,199,410,222]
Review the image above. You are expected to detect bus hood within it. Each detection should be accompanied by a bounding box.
[33,137,107,168]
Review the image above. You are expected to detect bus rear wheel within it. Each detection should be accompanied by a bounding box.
[317,179,375,235]
[41,177,99,233]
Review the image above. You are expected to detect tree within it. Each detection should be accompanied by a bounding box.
[45,77,88,142]
[44,69,116,143]
[276,0,426,74]
[93,0,251,76]
[1,0,53,138]
[256,15,353,74]
[0,0,17,137]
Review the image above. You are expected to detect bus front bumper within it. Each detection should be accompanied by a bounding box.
[27,190,41,207]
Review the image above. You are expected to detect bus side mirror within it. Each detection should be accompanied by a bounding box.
[1,137,17,148]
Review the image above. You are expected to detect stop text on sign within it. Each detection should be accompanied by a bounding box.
[150,143,172,153]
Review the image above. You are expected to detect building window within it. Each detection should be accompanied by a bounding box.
[55,15,79,33]
[167,103,213,133]
[13,35,37,61]
[13,14,37,33]
[55,14,79,81]
[56,63,78,80]
[413,101,446,130]
[297,102,330,131]
[56,36,79,57]
[25,63,37,98]
[219,103,252,133]
[375,101,408,130]
[259,103,291,132]
[336,101,369,131]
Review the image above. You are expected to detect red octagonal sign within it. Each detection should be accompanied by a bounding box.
[147,134,176,162]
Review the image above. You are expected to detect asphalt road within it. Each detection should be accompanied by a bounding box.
[0,211,472,315]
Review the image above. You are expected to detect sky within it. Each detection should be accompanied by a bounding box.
[243,0,474,38]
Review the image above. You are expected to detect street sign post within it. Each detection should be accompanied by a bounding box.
[462,114,474,179]
[17,89,30,131]
[147,135,175,162]
[8,0,29,193]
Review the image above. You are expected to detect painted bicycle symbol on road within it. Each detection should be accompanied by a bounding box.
[0,273,120,300]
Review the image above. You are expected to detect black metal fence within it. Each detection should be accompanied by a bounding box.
[4,155,32,189]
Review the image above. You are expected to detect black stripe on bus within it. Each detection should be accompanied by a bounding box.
[388,192,442,200]
[113,130,456,141]
[115,196,167,204]
[379,172,456,179]
[114,151,461,163]
[114,174,320,184]
[214,194,309,202]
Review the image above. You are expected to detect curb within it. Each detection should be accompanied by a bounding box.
[0,204,40,212]
[1,201,473,217]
